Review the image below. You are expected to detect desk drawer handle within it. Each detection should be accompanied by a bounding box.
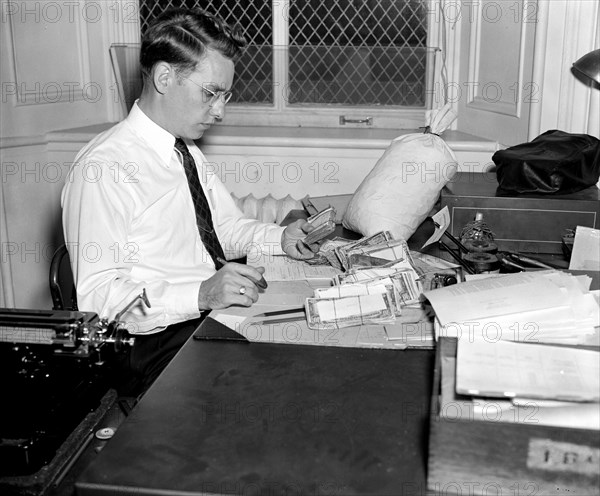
[339,116,373,126]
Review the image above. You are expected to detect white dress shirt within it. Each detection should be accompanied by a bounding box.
[61,102,285,334]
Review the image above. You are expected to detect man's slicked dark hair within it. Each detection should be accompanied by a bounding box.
[140,8,247,81]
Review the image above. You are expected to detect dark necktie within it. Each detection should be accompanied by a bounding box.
[175,138,225,269]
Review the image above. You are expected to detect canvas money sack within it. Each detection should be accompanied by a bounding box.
[343,103,458,240]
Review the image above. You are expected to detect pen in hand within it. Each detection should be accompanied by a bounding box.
[216,257,268,289]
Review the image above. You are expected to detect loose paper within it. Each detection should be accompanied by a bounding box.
[569,226,600,271]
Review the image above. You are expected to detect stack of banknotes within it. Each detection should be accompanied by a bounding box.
[303,206,336,246]
[304,232,423,330]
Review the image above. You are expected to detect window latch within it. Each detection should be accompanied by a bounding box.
[339,116,373,126]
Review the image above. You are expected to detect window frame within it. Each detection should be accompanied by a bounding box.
[220,0,446,129]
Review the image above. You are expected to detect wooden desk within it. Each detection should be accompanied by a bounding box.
[76,317,435,495]
[75,216,454,495]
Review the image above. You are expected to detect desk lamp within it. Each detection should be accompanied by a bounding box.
[571,48,600,89]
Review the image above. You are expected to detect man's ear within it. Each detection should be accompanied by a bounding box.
[152,62,173,95]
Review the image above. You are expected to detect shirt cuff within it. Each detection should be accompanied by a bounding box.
[263,225,286,256]
[170,281,204,316]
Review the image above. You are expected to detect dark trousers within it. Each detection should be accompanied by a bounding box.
[114,315,206,398]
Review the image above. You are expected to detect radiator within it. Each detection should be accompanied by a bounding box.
[231,193,304,225]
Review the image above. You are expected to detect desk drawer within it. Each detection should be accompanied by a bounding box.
[427,339,600,495]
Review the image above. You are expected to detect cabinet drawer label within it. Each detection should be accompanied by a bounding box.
[527,438,599,474]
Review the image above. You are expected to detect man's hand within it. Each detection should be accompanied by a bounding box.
[198,262,266,310]
[281,219,319,259]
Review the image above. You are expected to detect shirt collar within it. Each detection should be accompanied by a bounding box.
[127,101,177,168]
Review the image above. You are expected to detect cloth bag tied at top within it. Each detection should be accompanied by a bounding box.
[342,104,458,240]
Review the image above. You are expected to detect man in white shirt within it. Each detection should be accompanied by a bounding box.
[61,8,315,394]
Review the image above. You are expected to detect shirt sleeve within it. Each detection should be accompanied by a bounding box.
[61,155,201,334]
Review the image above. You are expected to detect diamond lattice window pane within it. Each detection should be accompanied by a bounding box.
[288,45,431,106]
[288,0,429,106]
[139,0,273,104]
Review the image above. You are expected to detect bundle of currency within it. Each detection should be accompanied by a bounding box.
[346,253,391,268]
[303,238,347,268]
[344,239,416,270]
[334,231,394,270]
[336,264,422,305]
[302,253,330,266]
[314,281,388,299]
[304,221,336,245]
[390,270,421,304]
[314,281,402,315]
[305,292,396,330]
[304,206,336,246]
[322,248,344,270]
[335,261,410,284]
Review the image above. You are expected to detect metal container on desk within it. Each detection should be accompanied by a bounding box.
[440,172,600,255]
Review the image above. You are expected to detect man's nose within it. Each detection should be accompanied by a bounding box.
[209,99,226,120]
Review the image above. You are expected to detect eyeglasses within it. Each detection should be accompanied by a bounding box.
[185,78,233,106]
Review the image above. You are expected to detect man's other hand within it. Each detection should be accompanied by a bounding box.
[198,263,265,310]
[281,219,319,259]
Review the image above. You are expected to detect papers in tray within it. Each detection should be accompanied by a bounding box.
[439,341,600,430]
[456,339,600,402]
[425,270,600,345]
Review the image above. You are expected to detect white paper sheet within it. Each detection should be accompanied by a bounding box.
[249,252,341,282]
[569,226,600,270]
[456,339,600,402]
[427,270,600,344]
[422,206,451,248]
[425,272,566,324]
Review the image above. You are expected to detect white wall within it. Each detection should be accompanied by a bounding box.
[529,0,600,139]
[0,0,139,308]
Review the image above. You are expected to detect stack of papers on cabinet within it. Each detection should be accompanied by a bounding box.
[424,270,599,345]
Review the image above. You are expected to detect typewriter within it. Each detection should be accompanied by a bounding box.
[0,292,146,486]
